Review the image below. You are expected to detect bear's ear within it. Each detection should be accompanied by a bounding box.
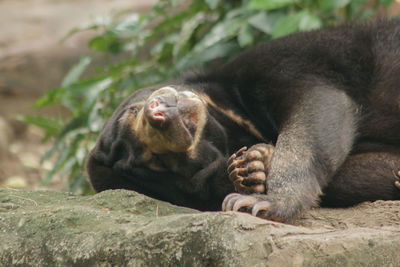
[86,130,147,194]
[86,105,140,189]
[86,149,119,193]
[86,141,143,194]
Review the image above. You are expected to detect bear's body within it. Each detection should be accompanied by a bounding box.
[87,20,400,221]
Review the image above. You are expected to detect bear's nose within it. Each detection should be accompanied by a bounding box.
[144,95,177,129]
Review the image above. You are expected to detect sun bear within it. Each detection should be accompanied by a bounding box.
[87,20,400,222]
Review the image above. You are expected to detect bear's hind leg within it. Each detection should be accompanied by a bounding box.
[321,147,400,207]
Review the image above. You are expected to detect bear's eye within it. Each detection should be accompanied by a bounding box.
[129,106,139,115]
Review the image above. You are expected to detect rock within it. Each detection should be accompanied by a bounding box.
[0,189,399,266]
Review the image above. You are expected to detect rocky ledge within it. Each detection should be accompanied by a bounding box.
[0,189,399,266]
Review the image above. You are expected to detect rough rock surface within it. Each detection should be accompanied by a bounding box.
[0,189,399,266]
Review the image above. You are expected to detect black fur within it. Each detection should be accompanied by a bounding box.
[87,20,400,220]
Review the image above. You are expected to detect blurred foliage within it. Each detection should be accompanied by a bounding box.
[22,0,395,194]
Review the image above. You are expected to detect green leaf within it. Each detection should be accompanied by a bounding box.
[89,36,108,51]
[68,171,89,194]
[272,11,320,38]
[319,0,350,13]
[205,0,220,9]
[271,14,301,38]
[89,35,122,53]
[248,11,275,34]
[41,142,71,185]
[298,11,322,31]
[248,0,297,11]
[34,88,65,108]
[347,0,369,18]
[238,24,254,47]
[151,9,193,34]
[63,77,113,112]
[40,132,84,186]
[113,13,140,33]
[356,9,374,20]
[173,12,206,58]
[177,41,240,70]
[378,0,394,8]
[225,7,249,19]
[61,56,91,88]
[60,156,77,178]
[151,34,179,61]
[16,115,63,138]
[88,103,105,132]
[61,25,99,43]
[40,121,85,163]
[193,18,243,53]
